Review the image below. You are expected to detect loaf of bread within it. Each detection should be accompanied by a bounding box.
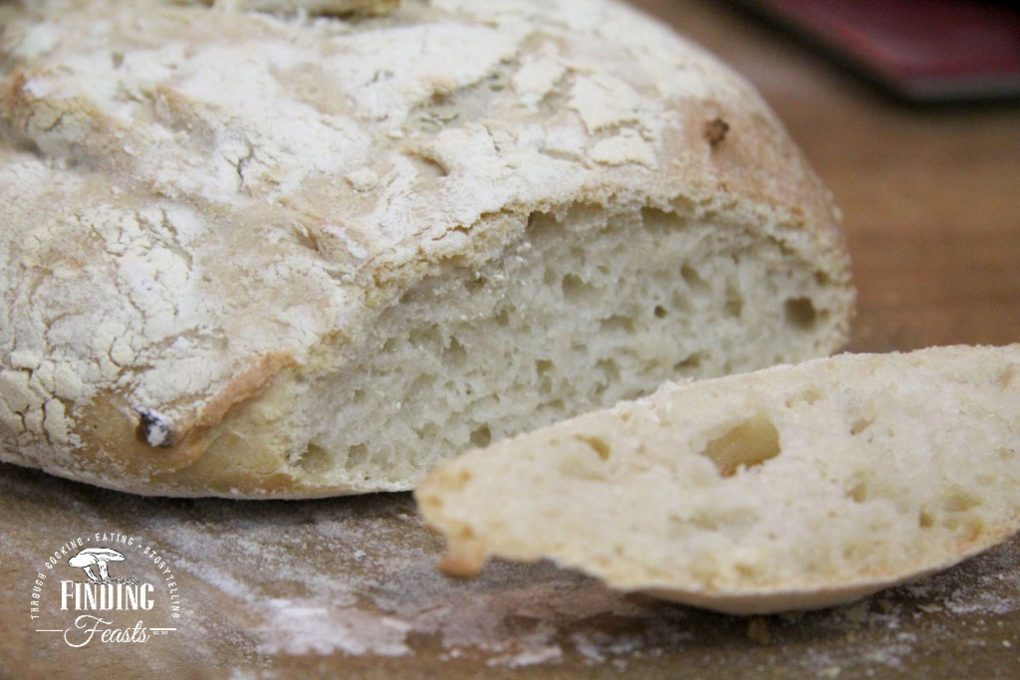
[0,0,853,497]
[417,345,1020,614]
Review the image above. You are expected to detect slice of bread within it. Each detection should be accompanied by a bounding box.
[416,345,1020,614]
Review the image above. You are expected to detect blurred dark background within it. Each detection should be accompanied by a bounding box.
[725,0,1020,104]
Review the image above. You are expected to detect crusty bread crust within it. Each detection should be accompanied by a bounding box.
[417,345,1020,614]
[0,0,853,496]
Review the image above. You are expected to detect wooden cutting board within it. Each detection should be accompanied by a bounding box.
[2,1,1019,677]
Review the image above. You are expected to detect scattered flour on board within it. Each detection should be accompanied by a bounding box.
[3,466,1016,673]
[141,493,1020,671]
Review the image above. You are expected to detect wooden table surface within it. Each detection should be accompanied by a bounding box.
[2,1,1019,678]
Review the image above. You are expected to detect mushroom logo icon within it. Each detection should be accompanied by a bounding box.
[67,547,127,584]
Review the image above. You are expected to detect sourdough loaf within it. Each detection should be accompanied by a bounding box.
[417,345,1020,614]
[0,0,853,496]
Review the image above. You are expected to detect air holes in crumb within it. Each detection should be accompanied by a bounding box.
[940,514,985,541]
[681,264,709,291]
[537,359,554,395]
[470,425,492,448]
[298,443,332,474]
[735,563,758,580]
[640,207,678,233]
[654,305,667,318]
[941,490,981,513]
[595,358,620,382]
[674,353,703,372]
[554,436,607,479]
[526,211,558,242]
[691,508,759,534]
[785,388,821,407]
[561,273,592,302]
[440,467,472,493]
[408,374,436,396]
[594,358,620,397]
[725,285,743,318]
[848,480,869,503]
[784,297,818,330]
[347,443,369,468]
[599,315,635,333]
[842,544,861,561]
[850,416,875,435]
[919,509,935,528]
[416,422,439,441]
[542,398,565,414]
[671,290,692,312]
[692,512,721,531]
[701,414,781,477]
[409,326,440,348]
[997,367,1017,389]
[575,434,611,460]
[494,308,510,326]
[443,337,467,366]
[543,267,558,287]
[465,275,487,292]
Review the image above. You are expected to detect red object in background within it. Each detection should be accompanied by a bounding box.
[731,0,1020,102]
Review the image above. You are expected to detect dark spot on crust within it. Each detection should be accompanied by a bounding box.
[134,407,174,448]
[705,117,730,146]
